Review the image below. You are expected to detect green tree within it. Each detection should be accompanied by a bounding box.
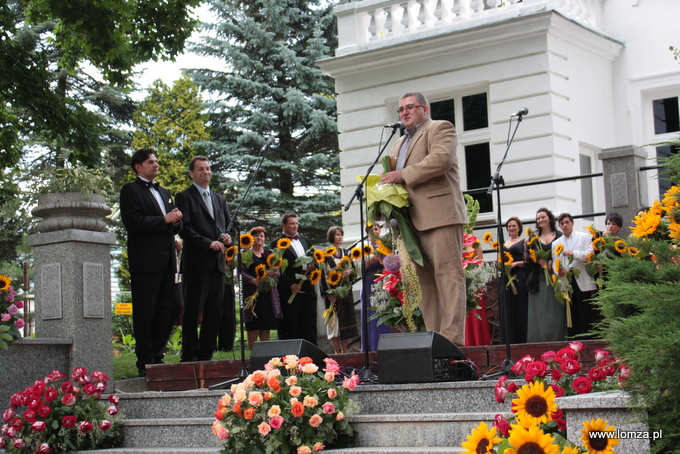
[131,77,211,195]
[189,0,341,244]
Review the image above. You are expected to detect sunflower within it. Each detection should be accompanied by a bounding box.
[327,270,342,287]
[254,264,267,280]
[512,380,558,428]
[669,222,680,243]
[554,258,561,272]
[276,238,292,250]
[630,212,661,238]
[525,227,532,237]
[240,233,254,249]
[586,224,597,239]
[325,247,337,257]
[527,236,537,247]
[375,240,393,256]
[561,447,580,454]
[461,421,502,454]
[626,246,639,256]
[225,245,238,261]
[308,269,322,285]
[502,251,514,266]
[363,244,373,255]
[267,254,282,268]
[350,247,362,260]
[490,241,500,250]
[554,243,564,255]
[529,249,538,262]
[313,249,326,263]
[580,418,619,454]
[483,232,493,244]
[662,184,680,208]
[586,252,595,262]
[0,274,11,290]
[592,237,606,252]
[614,239,627,254]
[552,274,557,283]
[505,424,561,454]
[340,256,351,267]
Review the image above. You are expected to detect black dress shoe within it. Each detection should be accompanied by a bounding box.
[138,369,147,377]
[180,356,198,363]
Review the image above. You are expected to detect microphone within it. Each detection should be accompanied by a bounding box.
[511,107,529,117]
[384,121,404,129]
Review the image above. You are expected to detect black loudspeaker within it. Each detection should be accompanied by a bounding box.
[377,331,474,384]
[250,339,327,372]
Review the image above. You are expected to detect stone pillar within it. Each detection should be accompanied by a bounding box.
[28,193,116,386]
[598,145,648,237]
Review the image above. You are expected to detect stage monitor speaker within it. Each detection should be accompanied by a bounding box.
[377,331,474,384]
[250,339,327,372]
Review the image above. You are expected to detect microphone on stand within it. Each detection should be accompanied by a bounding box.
[510,107,529,118]
[384,121,405,129]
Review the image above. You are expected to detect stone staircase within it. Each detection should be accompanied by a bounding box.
[81,379,507,454]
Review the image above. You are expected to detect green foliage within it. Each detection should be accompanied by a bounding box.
[189,0,341,244]
[37,165,115,197]
[594,237,680,453]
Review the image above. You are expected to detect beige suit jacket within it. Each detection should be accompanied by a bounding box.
[390,118,468,231]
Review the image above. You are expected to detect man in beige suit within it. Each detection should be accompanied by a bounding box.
[381,92,468,345]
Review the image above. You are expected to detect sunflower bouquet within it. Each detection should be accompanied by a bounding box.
[239,234,291,314]
[463,234,496,313]
[525,227,554,287]
[286,246,327,305]
[630,184,680,242]
[322,249,359,328]
[464,342,627,453]
[0,275,24,350]
[212,355,359,454]
[584,226,635,280]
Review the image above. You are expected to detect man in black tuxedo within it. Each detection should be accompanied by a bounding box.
[271,213,318,345]
[175,156,233,362]
[120,148,183,376]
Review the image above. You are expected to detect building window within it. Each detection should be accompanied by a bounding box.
[653,96,679,196]
[579,154,594,220]
[431,92,491,213]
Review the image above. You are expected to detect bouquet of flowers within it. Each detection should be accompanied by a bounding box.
[462,342,626,453]
[225,244,239,285]
[0,367,123,453]
[322,249,361,329]
[463,235,497,313]
[285,245,327,305]
[240,233,291,314]
[212,355,359,454]
[0,275,25,350]
[525,226,554,286]
[584,226,636,281]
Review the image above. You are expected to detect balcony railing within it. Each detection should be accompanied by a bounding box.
[334,0,600,55]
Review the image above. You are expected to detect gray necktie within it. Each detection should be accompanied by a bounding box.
[396,132,412,171]
[202,191,214,218]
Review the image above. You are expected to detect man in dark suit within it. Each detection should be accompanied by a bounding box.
[381,91,468,346]
[271,213,318,345]
[120,148,184,376]
[175,156,233,362]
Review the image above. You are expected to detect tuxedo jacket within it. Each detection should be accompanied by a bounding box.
[390,118,468,231]
[175,185,232,273]
[271,235,313,292]
[119,178,181,273]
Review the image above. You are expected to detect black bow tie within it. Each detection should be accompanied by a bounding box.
[144,181,160,190]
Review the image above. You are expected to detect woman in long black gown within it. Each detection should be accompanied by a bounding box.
[502,216,529,343]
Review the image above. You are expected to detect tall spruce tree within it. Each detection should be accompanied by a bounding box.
[189,0,341,244]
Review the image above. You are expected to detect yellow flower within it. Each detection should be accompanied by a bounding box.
[525,227,532,237]
[592,237,606,252]
[552,274,557,283]
[347,247,361,260]
[554,243,564,255]
[327,270,342,287]
[505,424,560,454]
[502,251,514,266]
[461,421,502,454]
[325,247,337,257]
[340,256,351,267]
[490,241,500,250]
[529,249,538,262]
[561,446,580,454]
[0,274,12,291]
[586,224,597,239]
[580,418,619,454]
[255,264,267,280]
[554,258,561,271]
[240,233,254,249]
[614,239,627,254]
[308,269,322,285]
[512,381,558,428]
[630,212,661,238]
[586,252,595,262]
[277,238,292,250]
[313,249,326,263]
[375,240,393,256]
[669,222,680,243]
[225,245,238,262]
[267,254,282,268]
[363,244,373,255]
[483,232,493,244]
[527,236,537,247]
[626,246,639,256]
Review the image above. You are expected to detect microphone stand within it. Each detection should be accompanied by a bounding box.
[210,137,275,390]
[483,113,525,379]
[344,125,401,384]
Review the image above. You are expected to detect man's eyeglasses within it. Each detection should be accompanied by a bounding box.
[397,104,425,114]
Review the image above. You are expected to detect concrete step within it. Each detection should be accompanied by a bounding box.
[70,449,221,454]
[324,449,465,454]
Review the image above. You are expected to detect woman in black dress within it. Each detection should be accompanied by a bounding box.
[502,216,529,343]
[241,226,282,349]
[321,226,359,353]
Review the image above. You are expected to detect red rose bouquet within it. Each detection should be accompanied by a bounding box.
[0,367,123,453]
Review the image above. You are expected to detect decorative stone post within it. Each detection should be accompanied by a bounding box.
[28,192,116,386]
[598,145,648,237]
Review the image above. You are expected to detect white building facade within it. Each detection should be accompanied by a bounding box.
[318,0,680,243]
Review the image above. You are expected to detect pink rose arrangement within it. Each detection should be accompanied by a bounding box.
[0,367,123,453]
[212,356,359,454]
[0,275,25,349]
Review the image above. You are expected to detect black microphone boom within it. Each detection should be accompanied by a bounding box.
[384,121,404,129]
[511,107,529,117]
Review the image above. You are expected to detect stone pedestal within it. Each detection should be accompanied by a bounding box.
[598,145,649,236]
